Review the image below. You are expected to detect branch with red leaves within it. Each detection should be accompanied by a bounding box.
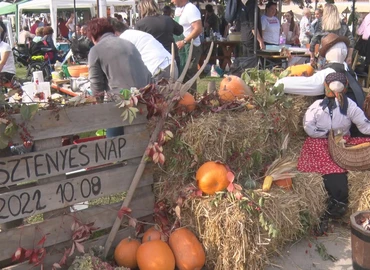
[52,219,99,270]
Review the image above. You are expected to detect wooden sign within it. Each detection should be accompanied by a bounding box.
[0,164,152,224]
[0,133,148,187]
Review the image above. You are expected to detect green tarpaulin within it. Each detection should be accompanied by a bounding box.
[0,0,28,15]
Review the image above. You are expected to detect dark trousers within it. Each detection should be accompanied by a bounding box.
[0,72,15,83]
[323,173,348,204]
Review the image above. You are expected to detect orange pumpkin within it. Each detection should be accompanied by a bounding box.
[177,92,196,112]
[169,227,206,270]
[196,161,229,195]
[274,178,293,190]
[142,226,162,243]
[136,240,175,270]
[218,75,253,102]
[286,64,314,77]
[114,237,141,268]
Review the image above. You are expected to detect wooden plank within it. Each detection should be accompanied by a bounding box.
[0,185,154,262]
[0,133,149,187]
[35,137,69,222]
[3,227,136,270]
[12,103,147,141]
[0,164,153,224]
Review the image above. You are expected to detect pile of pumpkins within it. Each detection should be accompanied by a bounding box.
[177,63,314,112]
[176,74,253,113]
[114,227,205,270]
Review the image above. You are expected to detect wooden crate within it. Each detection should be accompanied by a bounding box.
[0,103,153,269]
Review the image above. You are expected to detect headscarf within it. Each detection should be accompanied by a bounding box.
[320,72,348,115]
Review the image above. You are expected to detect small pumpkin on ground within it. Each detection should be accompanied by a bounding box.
[286,64,314,77]
[196,161,229,195]
[114,237,141,268]
[142,226,162,243]
[136,239,175,270]
[218,75,253,102]
[169,227,206,270]
[176,92,196,113]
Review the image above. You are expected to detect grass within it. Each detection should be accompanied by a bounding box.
[16,66,27,80]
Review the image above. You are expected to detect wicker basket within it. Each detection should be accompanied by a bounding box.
[328,130,370,171]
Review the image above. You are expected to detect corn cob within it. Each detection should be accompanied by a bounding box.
[347,142,370,149]
[262,176,274,192]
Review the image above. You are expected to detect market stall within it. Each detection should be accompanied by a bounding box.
[17,0,136,44]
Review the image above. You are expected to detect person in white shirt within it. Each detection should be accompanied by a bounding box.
[0,39,16,83]
[172,0,202,94]
[110,19,178,80]
[261,2,280,45]
[299,8,312,46]
[18,26,35,45]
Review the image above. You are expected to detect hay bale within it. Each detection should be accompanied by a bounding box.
[151,95,331,269]
[179,173,326,269]
[348,171,370,213]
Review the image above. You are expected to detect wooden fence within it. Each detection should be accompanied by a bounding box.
[0,103,154,269]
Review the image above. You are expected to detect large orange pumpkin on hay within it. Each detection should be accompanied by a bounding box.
[169,227,206,270]
[177,92,196,112]
[196,161,229,195]
[114,237,141,268]
[142,226,162,243]
[218,75,253,102]
[286,64,314,77]
[136,239,175,270]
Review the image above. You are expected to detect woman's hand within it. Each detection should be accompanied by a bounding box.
[176,40,185,50]
[346,57,352,66]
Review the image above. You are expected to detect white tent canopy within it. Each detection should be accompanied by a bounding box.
[17,0,136,42]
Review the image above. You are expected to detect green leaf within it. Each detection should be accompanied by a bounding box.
[128,107,139,124]
[28,104,39,120]
[20,104,39,121]
[121,110,128,122]
[258,197,265,207]
[120,89,131,100]
[4,122,18,137]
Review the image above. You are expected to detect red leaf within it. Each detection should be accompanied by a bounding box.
[195,189,203,197]
[69,243,75,257]
[176,197,184,206]
[234,183,243,191]
[59,248,70,265]
[128,217,137,228]
[24,249,34,259]
[227,171,235,183]
[235,191,243,200]
[308,242,312,248]
[135,223,145,237]
[74,241,85,253]
[53,263,62,269]
[29,251,39,264]
[11,247,25,262]
[118,206,132,219]
[37,234,49,246]
[227,182,235,192]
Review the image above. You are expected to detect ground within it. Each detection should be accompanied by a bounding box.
[267,224,353,270]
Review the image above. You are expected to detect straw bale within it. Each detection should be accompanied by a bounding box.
[348,171,370,213]
[177,173,326,269]
[151,95,331,268]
